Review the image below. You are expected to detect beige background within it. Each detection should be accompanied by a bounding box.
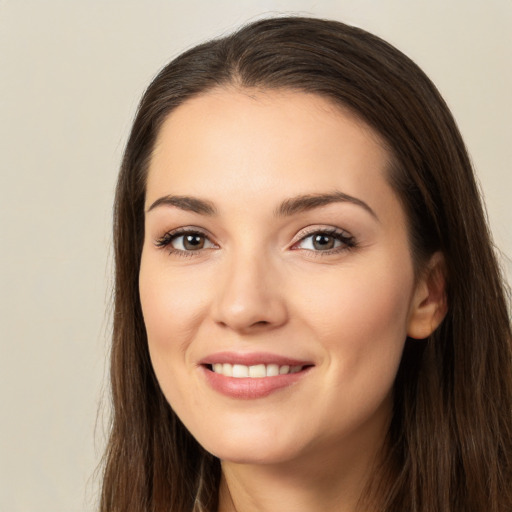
[0,1,510,511]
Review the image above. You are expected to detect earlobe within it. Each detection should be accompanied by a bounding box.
[407,252,448,340]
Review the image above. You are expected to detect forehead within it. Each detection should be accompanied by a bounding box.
[147,88,396,217]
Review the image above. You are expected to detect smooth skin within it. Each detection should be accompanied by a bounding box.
[139,88,446,512]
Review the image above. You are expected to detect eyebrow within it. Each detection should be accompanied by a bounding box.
[275,191,378,220]
[147,195,217,215]
[146,191,378,220]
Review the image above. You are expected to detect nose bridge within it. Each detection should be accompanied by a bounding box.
[213,243,287,331]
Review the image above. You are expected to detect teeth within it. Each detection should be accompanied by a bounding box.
[210,363,304,378]
[267,364,279,377]
[249,364,266,378]
[232,364,249,378]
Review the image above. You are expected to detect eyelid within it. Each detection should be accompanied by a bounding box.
[290,225,356,253]
[291,225,353,243]
[154,226,218,252]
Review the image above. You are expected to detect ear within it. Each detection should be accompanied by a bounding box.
[407,252,448,340]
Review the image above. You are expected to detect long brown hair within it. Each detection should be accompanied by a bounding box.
[100,16,512,512]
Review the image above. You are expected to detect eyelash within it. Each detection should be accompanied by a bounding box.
[154,228,214,257]
[292,227,357,256]
[154,227,357,257]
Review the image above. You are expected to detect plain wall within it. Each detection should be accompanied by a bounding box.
[1,1,510,510]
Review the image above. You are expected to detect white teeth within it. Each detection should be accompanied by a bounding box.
[232,364,249,378]
[210,363,304,378]
[249,364,266,378]
[266,364,279,377]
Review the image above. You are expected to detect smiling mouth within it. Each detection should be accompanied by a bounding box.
[201,357,314,398]
[206,363,309,378]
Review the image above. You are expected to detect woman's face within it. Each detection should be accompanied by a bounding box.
[139,88,431,467]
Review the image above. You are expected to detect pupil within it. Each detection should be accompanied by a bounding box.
[184,235,204,250]
[313,234,334,250]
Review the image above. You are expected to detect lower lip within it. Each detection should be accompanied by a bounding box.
[201,366,312,399]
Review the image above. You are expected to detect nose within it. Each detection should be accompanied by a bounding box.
[211,250,288,333]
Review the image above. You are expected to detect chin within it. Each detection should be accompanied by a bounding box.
[196,427,306,466]
[210,443,299,466]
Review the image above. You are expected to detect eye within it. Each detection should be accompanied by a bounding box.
[171,233,214,251]
[155,229,217,254]
[293,229,356,252]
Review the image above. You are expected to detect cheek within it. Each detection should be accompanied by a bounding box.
[139,256,210,351]
[302,273,410,329]
[139,255,210,416]
[289,264,412,439]
[294,256,414,380]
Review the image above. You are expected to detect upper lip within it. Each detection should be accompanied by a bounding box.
[198,351,314,367]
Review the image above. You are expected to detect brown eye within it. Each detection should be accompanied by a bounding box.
[170,232,215,251]
[180,234,205,250]
[312,234,335,250]
[294,229,355,252]
[155,229,217,254]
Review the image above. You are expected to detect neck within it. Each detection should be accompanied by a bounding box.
[217,423,388,512]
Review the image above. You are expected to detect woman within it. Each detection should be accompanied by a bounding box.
[100,16,512,512]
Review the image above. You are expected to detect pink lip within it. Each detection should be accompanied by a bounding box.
[198,352,314,400]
